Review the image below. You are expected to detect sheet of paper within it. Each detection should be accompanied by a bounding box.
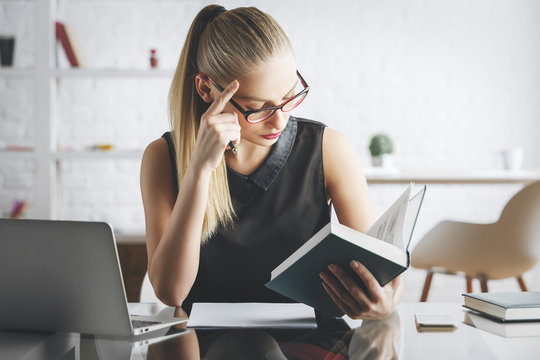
[188,303,317,329]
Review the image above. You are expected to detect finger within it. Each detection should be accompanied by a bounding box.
[328,264,373,307]
[212,123,241,143]
[320,271,363,315]
[203,112,238,127]
[322,282,355,317]
[206,80,239,116]
[349,260,384,302]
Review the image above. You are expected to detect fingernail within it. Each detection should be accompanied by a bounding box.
[228,80,238,89]
[350,260,359,269]
[319,272,325,279]
[328,264,336,271]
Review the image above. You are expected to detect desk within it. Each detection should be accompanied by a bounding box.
[2,302,540,359]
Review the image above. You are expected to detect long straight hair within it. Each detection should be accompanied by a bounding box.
[168,5,293,243]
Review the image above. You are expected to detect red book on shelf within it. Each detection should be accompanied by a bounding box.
[55,21,79,67]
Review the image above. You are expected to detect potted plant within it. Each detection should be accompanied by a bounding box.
[368,133,394,167]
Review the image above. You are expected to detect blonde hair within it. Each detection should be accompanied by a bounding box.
[168,5,293,243]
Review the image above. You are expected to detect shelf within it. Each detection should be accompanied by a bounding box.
[0,68,35,78]
[53,149,144,160]
[364,168,540,184]
[0,150,36,160]
[51,68,175,78]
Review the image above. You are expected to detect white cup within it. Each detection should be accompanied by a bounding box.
[501,147,524,171]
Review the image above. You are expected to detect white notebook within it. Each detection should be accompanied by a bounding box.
[188,303,317,329]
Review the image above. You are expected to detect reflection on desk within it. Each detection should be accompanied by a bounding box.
[2,302,540,359]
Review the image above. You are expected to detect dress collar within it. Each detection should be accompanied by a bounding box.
[227,117,298,192]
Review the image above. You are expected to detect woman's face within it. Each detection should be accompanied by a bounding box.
[212,51,298,148]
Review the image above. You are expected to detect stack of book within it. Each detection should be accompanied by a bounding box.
[463,292,540,337]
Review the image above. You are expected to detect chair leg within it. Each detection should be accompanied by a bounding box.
[420,271,434,302]
[480,278,488,292]
[466,277,473,293]
[516,276,528,291]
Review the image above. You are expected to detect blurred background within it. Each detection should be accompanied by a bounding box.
[1,0,539,302]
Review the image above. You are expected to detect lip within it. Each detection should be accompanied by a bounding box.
[261,131,282,140]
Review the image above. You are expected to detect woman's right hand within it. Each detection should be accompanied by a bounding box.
[190,80,241,174]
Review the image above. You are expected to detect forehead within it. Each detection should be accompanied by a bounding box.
[235,53,297,101]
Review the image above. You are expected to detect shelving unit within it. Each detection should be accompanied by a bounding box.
[1,0,174,221]
[0,0,167,300]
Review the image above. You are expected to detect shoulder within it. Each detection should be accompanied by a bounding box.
[289,117,350,150]
[323,127,352,151]
[142,137,169,169]
[293,116,327,135]
[141,136,174,188]
[322,126,363,183]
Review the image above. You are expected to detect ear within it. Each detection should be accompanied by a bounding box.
[195,73,214,103]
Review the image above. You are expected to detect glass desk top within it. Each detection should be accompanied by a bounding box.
[2,302,540,360]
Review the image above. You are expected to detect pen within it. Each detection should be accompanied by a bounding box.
[228,141,238,155]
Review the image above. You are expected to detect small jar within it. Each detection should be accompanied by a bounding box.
[150,49,158,68]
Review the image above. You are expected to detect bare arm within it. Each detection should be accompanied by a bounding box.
[141,143,211,306]
[141,80,240,306]
[322,127,403,320]
[323,127,376,231]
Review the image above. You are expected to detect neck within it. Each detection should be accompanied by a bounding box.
[225,141,272,176]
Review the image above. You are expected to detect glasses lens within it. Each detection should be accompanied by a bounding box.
[247,109,275,123]
[282,92,307,112]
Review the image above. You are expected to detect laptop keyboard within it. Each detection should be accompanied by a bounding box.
[132,319,162,329]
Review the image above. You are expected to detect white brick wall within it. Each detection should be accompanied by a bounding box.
[0,78,34,146]
[1,0,540,300]
[58,159,145,233]
[57,78,170,150]
[0,158,35,218]
[0,0,35,69]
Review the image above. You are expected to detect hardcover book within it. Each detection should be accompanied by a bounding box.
[464,310,540,337]
[463,292,540,321]
[55,21,81,67]
[266,183,426,317]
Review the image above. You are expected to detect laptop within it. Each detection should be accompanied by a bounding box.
[0,219,187,337]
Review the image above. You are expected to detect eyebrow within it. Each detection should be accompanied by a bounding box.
[234,79,299,103]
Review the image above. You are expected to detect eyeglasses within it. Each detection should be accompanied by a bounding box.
[208,70,309,124]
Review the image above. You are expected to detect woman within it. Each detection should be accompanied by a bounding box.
[140,4,402,320]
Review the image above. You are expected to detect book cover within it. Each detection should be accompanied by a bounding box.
[266,184,426,317]
[463,292,540,321]
[464,310,540,337]
[63,23,84,67]
[55,21,79,67]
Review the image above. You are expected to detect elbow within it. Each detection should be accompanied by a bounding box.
[155,288,186,308]
[148,269,187,307]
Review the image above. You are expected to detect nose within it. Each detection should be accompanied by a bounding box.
[267,108,288,131]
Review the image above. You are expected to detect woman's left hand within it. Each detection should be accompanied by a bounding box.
[320,260,403,320]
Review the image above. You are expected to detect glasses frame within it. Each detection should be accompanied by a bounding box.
[208,70,309,124]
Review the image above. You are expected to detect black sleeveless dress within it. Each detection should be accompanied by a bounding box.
[162,116,331,312]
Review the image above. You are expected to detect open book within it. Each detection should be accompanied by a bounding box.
[265,183,426,317]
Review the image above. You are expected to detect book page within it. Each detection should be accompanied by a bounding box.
[402,185,426,250]
[366,183,413,250]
